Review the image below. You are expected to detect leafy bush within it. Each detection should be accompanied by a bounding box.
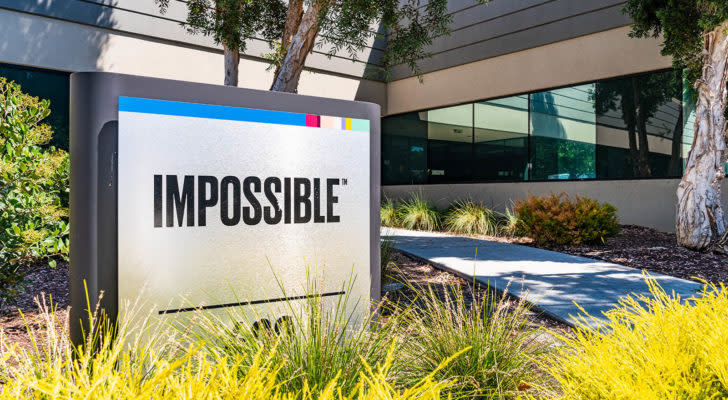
[394,282,550,399]
[541,278,728,399]
[0,297,456,399]
[380,198,400,227]
[514,193,619,245]
[398,194,441,231]
[444,200,502,236]
[0,78,69,305]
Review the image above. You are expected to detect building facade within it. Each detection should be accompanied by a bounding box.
[0,0,712,232]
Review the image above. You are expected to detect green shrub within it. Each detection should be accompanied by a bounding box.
[540,278,728,399]
[394,282,550,399]
[380,198,400,227]
[0,78,69,306]
[398,194,441,231]
[444,200,502,236]
[514,193,619,245]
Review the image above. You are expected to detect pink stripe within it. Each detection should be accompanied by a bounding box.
[305,114,320,127]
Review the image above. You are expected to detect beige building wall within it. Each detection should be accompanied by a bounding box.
[385,26,672,116]
[382,26,691,233]
[383,180,728,233]
[0,8,386,106]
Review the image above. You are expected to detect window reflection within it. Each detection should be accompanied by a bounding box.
[594,70,683,178]
[473,96,529,181]
[381,112,428,184]
[380,69,686,185]
[0,63,70,150]
[530,85,596,180]
[426,104,473,183]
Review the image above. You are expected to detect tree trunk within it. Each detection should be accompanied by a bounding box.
[271,0,304,90]
[270,0,326,93]
[676,21,728,250]
[223,43,240,86]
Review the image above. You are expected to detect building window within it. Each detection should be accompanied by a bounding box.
[0,63,70,150]
[426,104,473,183]
[473,96,529,181]
[381,68,687,185]
[529,85,596,180]
[381,111,428,185]
[594,70,683,179]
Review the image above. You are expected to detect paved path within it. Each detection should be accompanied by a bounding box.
[383,228,702,327]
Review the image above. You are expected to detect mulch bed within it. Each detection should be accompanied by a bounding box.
[517,225,728,287]
[0,261,70,354]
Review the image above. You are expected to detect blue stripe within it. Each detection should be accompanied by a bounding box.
[118,96,307,126]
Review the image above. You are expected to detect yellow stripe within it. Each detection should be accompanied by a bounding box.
[345,118,352,130]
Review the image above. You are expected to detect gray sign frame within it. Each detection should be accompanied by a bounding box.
[69,72,381,344]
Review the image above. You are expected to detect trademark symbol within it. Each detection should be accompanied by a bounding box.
[342,178,348,185]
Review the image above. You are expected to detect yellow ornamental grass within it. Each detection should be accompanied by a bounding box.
[540,276,728,400]
[0,299,458,400]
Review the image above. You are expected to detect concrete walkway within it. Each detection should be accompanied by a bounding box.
[383,228,702,327]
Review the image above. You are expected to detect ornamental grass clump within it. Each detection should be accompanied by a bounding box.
[444,200,502,236]
[540,278,728,399]
[398,194,441,231]
[500,205,522,237]
[380,198,400,227]
[394,280,551,399]
[514,193,619,245]
[0,292,456,399]
[179,273,402,397]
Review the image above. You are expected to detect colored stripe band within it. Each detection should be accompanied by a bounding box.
[119,96,369,132]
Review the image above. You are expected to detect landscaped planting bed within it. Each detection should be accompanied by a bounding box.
[383,193,728,286]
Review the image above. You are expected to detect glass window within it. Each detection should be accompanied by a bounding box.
[0,63,70,150]
[473,95,529,181]
[380,68,685,185]
[595,70,683,179]
[529,85,596,180]
[426,104,473,183]
[381,111,428,185]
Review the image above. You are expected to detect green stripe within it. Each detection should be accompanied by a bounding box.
[351,119,370,132]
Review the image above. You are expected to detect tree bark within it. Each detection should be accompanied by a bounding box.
[223,42,240,86]
[676,21,728,250]
[271,0,304,89]
[270,0,326,93]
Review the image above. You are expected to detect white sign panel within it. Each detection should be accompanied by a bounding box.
[117,96,371,328]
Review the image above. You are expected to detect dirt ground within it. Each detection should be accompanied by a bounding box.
[513,225,728,287]
[0,261,70,354]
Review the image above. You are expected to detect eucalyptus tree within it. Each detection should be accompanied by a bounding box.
[624,0,728,250]
[156,0,461,91]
